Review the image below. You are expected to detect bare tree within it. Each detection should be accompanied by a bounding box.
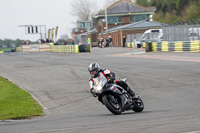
[104,0,136,6]
[60,34,69,41]
[71,0,97,20]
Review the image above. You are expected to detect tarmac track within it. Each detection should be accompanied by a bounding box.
[0,47,200,133]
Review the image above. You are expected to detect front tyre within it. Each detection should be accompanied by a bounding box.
[132,97,144,112]
[102,94,122,115]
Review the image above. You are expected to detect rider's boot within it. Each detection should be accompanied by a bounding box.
[127,87,139,100]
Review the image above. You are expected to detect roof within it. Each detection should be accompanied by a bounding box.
[95,0,154,17]
[100,20,163,34]
[75,28,97,36]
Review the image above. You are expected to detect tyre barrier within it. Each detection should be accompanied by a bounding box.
[50,44,91,53]
[126,42,135,48]
[51,45,79,53]
[147,41,200,52]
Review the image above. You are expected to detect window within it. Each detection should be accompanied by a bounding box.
[98,18,102,25]
[130,15,148,22]
[107,16,122,24]
[130,16,134,22]
[79,22,85,28]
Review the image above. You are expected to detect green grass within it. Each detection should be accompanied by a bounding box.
[0,76,44,120]
[0,48,13,52]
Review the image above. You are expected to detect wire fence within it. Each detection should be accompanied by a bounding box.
[162,19,200,41]
[126,19,200,48]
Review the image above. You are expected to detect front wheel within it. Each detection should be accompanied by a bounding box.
[102,94,122,115]
[132,97,144,112]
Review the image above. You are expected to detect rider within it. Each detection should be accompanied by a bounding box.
[88,62,138,99]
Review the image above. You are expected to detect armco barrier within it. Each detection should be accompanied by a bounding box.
[151,41,200,52]
[152,42,157,52]
[190,41,200,52]
[142,42,146,48]
[174,42,183,52]
[161,41,169,52]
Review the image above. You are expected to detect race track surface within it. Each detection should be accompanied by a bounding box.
[0,47,200,133]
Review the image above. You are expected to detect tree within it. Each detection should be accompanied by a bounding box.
[0,39,24,48]
[71,0,97,20]
[185,4,200,20]
[60,34,69,41]
[136,0,149,7]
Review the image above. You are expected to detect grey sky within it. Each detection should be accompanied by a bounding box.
[0,0,106,41]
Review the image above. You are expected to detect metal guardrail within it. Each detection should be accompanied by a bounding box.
[145,41,200,52]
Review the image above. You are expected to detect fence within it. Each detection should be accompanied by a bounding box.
[162,19,200,41]
[126,33,143,48]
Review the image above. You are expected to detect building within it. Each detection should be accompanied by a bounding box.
[99,20,162,47]
[94,0,156,34]
[72,0,158,47]
[72,20,93,41]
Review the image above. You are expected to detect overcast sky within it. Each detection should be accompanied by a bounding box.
[0,0,107,41]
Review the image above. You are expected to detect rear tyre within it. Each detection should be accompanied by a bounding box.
[102,94,122,115]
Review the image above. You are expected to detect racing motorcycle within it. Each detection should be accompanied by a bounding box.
[92,77,144,115]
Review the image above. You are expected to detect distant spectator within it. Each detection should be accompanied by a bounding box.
[100,38,104,48]
[41,39,45,43]
[97,38,100,47]
[49,41,54,46]
[88,38,91,45]
[64,41,67,45]
[46,38,49,43]
[123,36,126,47]
[54,41,58,45]
[109,36,112,47]
[106,37,109,47]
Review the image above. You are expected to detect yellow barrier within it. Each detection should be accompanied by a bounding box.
[152,42,157,52]
[190,41,200,52]
[89,44,92,52]
[0,51,4,53]
[142,42,146,48]
[131,42,134,48]
[161,41,169,52]
[51,45,79,53]
[127,43,131,48]
[174,42,183,52]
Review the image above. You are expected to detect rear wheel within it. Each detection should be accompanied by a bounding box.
[132,97,144,112]
[102,94,122,115]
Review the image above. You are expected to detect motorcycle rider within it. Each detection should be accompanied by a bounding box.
[88,62,138,99]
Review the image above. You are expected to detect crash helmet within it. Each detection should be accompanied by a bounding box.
[88,62,100,78]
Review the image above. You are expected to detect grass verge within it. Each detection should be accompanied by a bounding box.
[0,76,44,120]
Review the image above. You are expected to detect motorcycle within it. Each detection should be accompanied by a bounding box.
[92,77,144,115]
